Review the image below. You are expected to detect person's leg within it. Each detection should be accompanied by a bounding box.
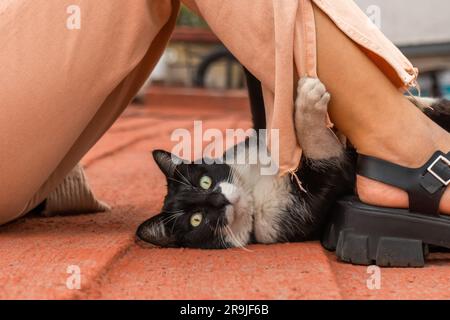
[312,4,450,214]
[0,0,178,225]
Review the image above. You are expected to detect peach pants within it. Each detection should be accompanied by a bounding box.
[0,0,417,224]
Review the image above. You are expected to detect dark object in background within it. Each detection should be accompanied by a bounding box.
[193,47,244,90]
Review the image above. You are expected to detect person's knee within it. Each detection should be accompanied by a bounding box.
[0,198,28,226]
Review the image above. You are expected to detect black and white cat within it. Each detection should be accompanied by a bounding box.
[136,77,450,249]
[136,77,353,248]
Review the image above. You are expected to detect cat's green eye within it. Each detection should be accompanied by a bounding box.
[199,175,212,190]
[190,213,203,227]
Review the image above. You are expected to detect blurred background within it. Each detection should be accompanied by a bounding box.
[136,0,450,104]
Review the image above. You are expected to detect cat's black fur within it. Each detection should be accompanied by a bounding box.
[423,99,450,130]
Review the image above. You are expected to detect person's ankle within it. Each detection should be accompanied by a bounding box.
[357,137,432,168]
[354,99,450,168]
[357,125,449,169]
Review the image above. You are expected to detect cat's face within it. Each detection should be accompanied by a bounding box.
[136,150,253,249]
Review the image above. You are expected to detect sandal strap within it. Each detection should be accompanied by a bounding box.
[357,151,450,215]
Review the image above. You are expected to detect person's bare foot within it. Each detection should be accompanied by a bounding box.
[356,111,450,215]
[357,176,450,215]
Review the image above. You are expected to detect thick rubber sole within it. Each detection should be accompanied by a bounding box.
[322,196,450,267]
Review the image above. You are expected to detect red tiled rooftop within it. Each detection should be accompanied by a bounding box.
[1,89,450,299]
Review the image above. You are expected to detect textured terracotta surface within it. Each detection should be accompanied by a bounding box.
[1,94,449,299]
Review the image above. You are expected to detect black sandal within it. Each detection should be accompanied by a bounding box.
[322,151,450,267]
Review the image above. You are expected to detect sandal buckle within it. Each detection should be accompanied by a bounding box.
[427,155,450,186]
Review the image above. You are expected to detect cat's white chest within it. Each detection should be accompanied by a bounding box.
[235,163,293,243]
[252,174,292,243]
[226,139,293,244]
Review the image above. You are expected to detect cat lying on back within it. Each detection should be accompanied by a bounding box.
[136,77,450,249]
[136,77,351,248]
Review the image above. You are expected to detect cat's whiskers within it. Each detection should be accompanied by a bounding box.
[167,177,192,189]
[226,227,247,251]
[228,167,241,188]
[227,167,235,184]
[226,168,233,185]
[161,211,184,225]
[161,214,180,225]
[213,217,221,237]
[174,167,192,187]
[170,212,184,233]
[225,225,252,252]
[211,216,224,246]
[219,228,229,249]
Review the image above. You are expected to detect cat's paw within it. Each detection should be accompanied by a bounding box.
[295,77,330,120]
[294,77,343,160]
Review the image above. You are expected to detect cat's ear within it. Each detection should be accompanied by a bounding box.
[152,149,183,178]
[136,213,176,247]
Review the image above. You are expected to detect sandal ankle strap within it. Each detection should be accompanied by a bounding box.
[357,151,450,215]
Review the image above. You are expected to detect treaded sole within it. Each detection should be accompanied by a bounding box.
[322,196,450,267]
